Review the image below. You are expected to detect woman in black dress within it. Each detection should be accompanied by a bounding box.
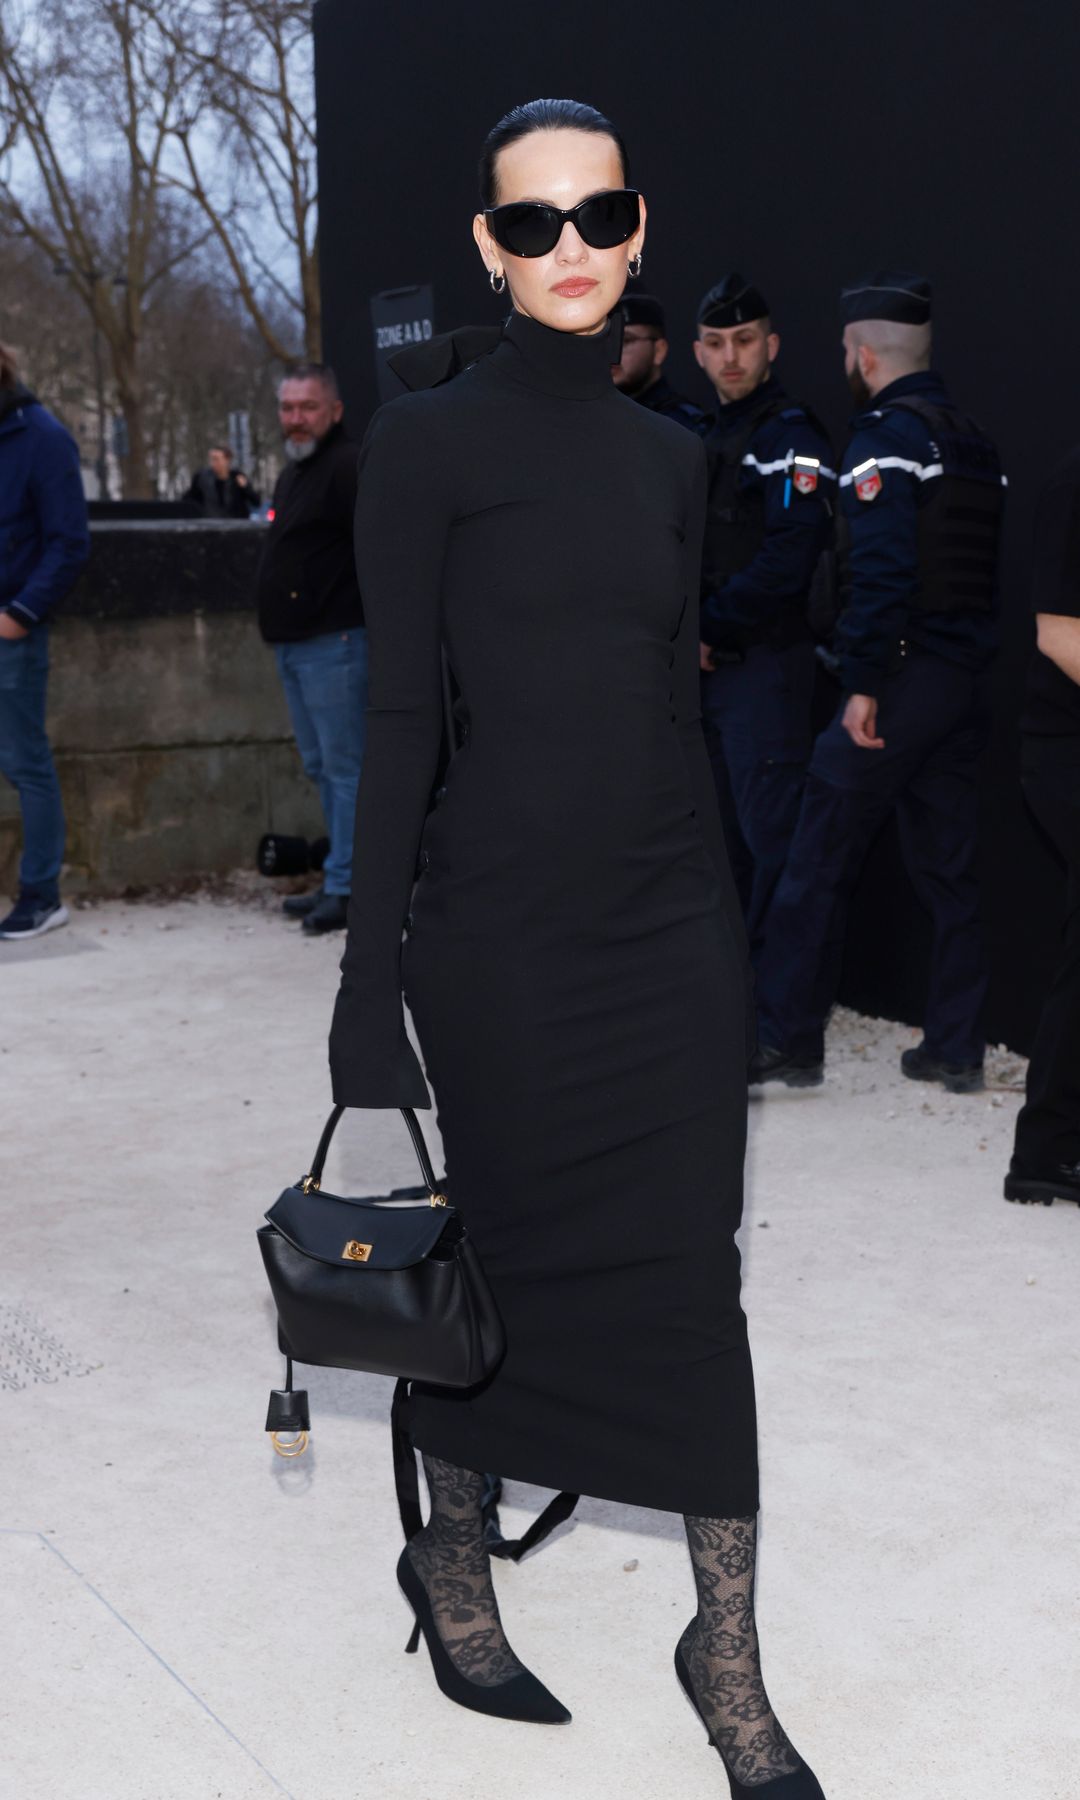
[329,99,825,1798]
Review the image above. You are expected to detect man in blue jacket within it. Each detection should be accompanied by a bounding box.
[0,344,90,938]
[751,273,1005,1091]
[694,273,836,957]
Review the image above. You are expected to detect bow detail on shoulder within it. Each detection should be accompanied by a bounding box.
[388,324,504,393]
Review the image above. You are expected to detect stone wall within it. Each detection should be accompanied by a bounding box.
[0,522,322,895]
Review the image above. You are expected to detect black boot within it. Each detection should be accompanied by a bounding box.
[301,892,349,934]
[282,886,323,918]
[677,1514,826,1797]
[900,1042,984,1094]
[749,1045,824,1089]
[1004,1159,1080,1206]
[399,1453,570,1724]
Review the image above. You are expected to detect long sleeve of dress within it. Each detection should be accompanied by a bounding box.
[328,397,452,1107]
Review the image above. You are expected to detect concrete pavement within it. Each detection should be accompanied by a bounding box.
[3,889,1076,1800]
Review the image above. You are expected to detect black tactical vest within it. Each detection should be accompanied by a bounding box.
[702,392,790,583]
[839,396,1005,617]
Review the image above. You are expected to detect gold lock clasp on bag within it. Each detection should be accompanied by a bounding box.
[342,1240,372,1262]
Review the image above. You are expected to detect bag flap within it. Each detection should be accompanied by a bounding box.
[265,1184,456,1270]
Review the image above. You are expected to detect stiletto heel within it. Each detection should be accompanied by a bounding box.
[398,1546,570,1724]
[404,1616,421,1654]
[674,1642,826,1799]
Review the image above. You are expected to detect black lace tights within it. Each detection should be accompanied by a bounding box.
[407,1455,798,1776]
[681,1514,801,1788]
[405,1453,525,1687]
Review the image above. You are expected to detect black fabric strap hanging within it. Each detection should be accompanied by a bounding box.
[391,1379,578,1561]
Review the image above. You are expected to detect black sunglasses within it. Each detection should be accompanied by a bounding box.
[484,188,641,259]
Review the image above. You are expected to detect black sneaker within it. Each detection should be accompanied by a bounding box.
[1004,1161,1080,1207]
[748,1044,824,1088]
[900,1043,984,1094]
[301,892,349,935]
[282,886,324,919]
[0,896,69,940]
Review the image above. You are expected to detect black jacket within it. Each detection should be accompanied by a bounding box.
[1021,446,1080,737]
[635,373,708,434]
[835,371,1003,692]
[184,467,260,518]
[256,424,363,643]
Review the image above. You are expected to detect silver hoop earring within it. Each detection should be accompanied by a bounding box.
[490,268,506,294]
[629,252,643,280]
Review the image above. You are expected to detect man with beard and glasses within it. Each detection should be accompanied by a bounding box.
[611,294,707,432]
[256,363,367,935]
[751,272,1006,1092]
[693,272,835,961]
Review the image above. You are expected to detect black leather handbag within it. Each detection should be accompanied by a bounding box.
[258,1106,506,1454]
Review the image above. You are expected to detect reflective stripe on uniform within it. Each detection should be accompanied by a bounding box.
[742,450,838,480]
[839,456,1008,488]
[838,455,944,486]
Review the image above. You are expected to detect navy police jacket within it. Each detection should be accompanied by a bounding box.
[699,380,835,648]
[836,371,1005,695]
[0,387,89,628]
[634,372,709,435]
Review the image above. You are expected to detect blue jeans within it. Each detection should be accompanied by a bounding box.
[0,626,65,903]
[274,628,368,896]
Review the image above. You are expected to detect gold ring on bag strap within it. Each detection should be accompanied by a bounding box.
[270,1429,309,1458]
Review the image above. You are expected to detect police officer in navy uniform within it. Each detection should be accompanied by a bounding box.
[694,273,836,957]
[611,294,708,432]
[752,272,1006,1090]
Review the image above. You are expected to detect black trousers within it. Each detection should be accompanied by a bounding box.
[700,639,816,964]
[755,650,989,1065]
[1013,741,1080,1171]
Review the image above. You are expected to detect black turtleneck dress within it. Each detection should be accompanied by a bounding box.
[330,310,758,1517]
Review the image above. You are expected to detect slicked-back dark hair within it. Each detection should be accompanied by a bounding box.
[478,98,630,209]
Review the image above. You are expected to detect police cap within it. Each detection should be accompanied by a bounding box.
[840,271,932,326]
[697,273,769,329]
[619,294,667,335]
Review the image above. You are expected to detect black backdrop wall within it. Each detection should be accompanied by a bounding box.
[313,0,1076,1053]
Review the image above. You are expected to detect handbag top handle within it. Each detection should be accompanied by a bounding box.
[302,1106,444,1202]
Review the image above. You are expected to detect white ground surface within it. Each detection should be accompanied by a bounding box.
[2,888,1077,1800]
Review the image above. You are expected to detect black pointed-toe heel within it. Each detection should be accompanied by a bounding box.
[397,1546,571,1724]
[674,1642,826,1799]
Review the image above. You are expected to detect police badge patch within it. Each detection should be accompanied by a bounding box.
[791,455,820,495]
[852,457,883,502]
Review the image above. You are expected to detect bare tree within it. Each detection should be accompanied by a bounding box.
[145,0,318,364]
[140,258,285,496]
[1,227,287,496]
[0,233,99,462]
[0,0,213,495]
